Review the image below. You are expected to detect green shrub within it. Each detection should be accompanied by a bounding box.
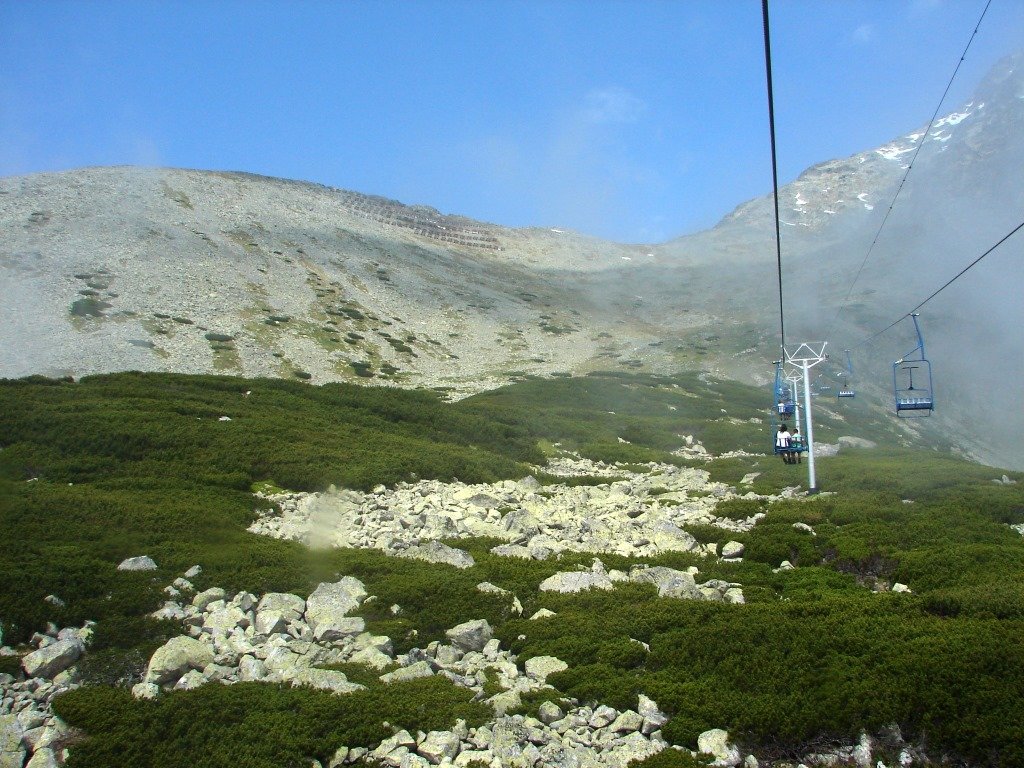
[54,677,490,768]
[713,498,765,521]
[0,654,22,677]
[629,749,712,768]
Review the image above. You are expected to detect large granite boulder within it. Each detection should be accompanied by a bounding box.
[445,620,492,652]
[0,714,25,768]
[21,639,83,679]
[648,522,699,552]
[256,593,306,623]
[524,655,568,683]
[698,728,741,767]
[397,541,475,569]
[26,748,60,768]
[117,555,157,571]
[202,605,249,636]
[192,587,226,612]
[538,570,613,593]
[379,661,434,684]
[630,566,702,600]
[145,636,214,685]
[418,730,461,764]
[305,578,367,641]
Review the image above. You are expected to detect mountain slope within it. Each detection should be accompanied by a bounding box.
[1,54,1022,468]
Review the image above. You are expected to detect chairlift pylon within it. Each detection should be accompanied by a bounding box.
[893,314,934,416]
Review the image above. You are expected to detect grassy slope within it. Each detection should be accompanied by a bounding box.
[1,371,1022,767]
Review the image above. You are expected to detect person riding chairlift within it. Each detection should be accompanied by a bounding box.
[776,424,792,464]
[790,426,803,464]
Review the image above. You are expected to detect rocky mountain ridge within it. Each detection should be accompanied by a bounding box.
[1,53,1022,467]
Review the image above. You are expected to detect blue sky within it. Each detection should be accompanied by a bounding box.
[1,1,1021,243]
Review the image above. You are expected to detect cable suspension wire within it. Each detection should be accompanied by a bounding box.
[825,0,993,340]
[762,0,786,356]
[850,216,1024,350]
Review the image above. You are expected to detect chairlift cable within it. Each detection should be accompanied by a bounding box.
[849,216,1024,350]
[825,0,993,340]
[762,0,786,356]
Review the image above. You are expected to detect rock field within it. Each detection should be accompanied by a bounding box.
[247,451,790,563]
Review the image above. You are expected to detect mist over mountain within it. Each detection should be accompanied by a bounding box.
[1,54,1021,469]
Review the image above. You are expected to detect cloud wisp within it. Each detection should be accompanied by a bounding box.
[582,86,647,124]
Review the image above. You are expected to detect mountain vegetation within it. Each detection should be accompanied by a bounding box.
[2,372,1023,766]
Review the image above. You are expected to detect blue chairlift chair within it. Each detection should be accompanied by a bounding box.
[838,350,856,398]
[893,315,934,417]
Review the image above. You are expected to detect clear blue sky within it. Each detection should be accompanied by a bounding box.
[1,1,1021,243]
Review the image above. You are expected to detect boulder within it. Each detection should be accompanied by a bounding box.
[32,720,78,753]
[254,610,289,636]
[350,646,393,671]
[25,748,60,768]
[721,541,745,559]
[638,694,668,735]
[501,509,542,537]
[453,489,500,508]
[476,581,509,595]
[372,731,417,765]
[590,705,617,728]
[256,593,306,623]
[173,669,207,691]
[606,731,665,766]
[853,732,873,768]
[16,711,44,732]
[145,636,214,685]
[152,602,188,622]
[238,655,267,682]
[630,566,702,600]
[305,578,367,641]
[445,620,493,652]
[697,729,741,767]
[518,476,541,491]
[724,587,746,605]
[610,710,645,734]
[263,646,303,674]
[192,587,226,612]
[524,655,568,683]
[489,544,534,559]
[648,521,699,552]
[487,689,521,716]
[397,541,475,569]
[202,605,248,636]
[117,555,157,571]
[291,668,365,694]
[537,701,564,725]
[21,638,83,679]
[379,661,434,684]
[0,714,25,768]
[131,682,160,700]
[417,730,461,764]
[539,571,613,593]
